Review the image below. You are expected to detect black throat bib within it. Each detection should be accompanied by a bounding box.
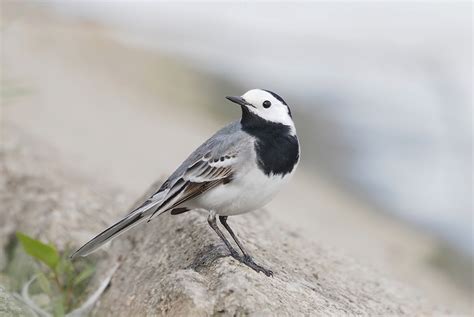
[240,106,299,177]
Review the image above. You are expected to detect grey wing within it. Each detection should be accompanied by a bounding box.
[164,121,244,184]
[146,121,253,218]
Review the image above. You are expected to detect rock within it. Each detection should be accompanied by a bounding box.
[1,128,450,316]
[0,128,128,256]
[0,285,35,317]
[95,210,445,316]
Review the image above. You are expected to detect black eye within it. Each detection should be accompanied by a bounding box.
[263,100,271,108]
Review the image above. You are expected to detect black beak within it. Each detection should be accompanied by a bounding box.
[226,96,256,108]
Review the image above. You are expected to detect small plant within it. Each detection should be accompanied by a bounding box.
[15,232,96,316]
[11,232,118,317]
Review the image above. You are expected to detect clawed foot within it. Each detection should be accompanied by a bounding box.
[230,253,273,277]
[242,255,274,277]
[227,248,240,259]
[207,213,273,277]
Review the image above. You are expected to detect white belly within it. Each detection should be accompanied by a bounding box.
[189,167,294,216]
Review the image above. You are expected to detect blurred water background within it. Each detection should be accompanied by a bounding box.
[49,1,472,255]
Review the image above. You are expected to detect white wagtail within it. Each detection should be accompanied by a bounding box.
[71,89,299,276]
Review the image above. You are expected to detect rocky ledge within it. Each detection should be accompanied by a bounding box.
[0,130,447,316]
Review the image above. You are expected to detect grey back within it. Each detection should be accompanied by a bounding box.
[155,120,253,195]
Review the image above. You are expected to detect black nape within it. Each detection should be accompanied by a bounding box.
[262,89,292,117]
[262,89,287,105]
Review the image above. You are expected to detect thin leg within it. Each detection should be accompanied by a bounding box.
[207,211,239,258]
[219,216,249,256]
[219,216,273,277]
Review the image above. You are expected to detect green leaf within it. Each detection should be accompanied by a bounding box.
[36,272,52,295]
[16,232,60,270]
[73,265,95,286]
[59,255,77,289]
[52,296,65,317]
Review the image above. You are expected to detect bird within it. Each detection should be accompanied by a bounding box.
[71,89,300,276]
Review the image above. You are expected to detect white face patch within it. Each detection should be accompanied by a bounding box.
[241,89,295,134]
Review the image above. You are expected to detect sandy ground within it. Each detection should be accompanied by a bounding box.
[1,4,472,313]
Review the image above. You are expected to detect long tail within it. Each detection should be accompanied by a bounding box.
[70,195,165,259]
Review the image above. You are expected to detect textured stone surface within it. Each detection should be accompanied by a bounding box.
[0,286,35,317]
[94,211,445,316]
[1,129,449,316]
[0,129,128,257]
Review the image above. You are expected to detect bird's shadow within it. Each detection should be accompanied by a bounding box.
[188,244,232,271]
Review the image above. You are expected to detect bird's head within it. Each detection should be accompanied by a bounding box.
[226,89,295,133]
